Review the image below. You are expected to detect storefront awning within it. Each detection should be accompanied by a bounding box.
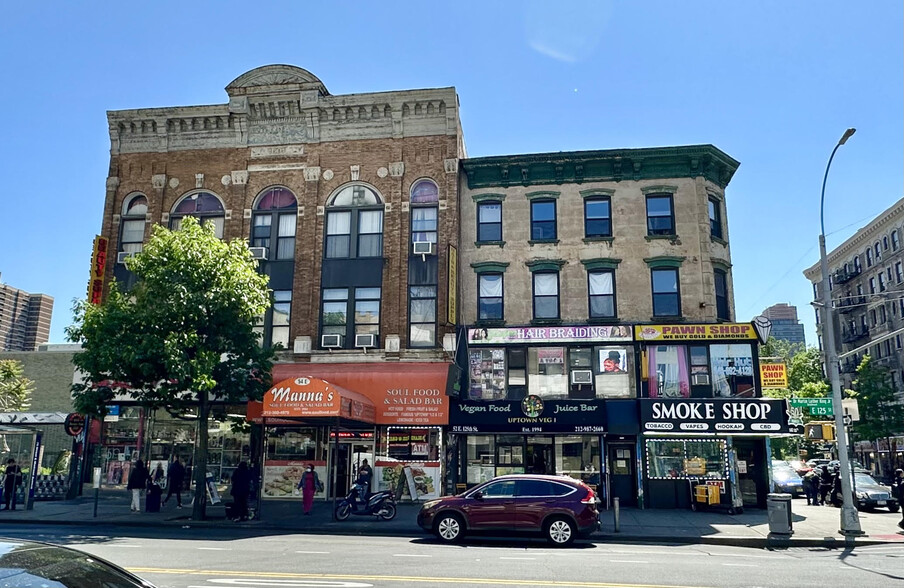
[247,376,376,425]
[272,362,450,425]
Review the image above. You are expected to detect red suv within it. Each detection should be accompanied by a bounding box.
[417,474,600,546]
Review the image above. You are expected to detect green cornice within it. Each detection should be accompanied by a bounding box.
[581,258,622,270]
[641,185,679,195]
[644,256,686,269]
[580,188,615,199]
[525,191,560,200]
[470,261,509,274]
[472,192,506,203]
[461,144,740,190]
[712,259,732,272]
[525,259,566,272]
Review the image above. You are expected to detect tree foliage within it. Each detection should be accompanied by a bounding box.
[0,360,34,412]
[66,217,275,519]
[850,355,904,443]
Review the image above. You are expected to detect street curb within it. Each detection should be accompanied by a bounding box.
[0,517,898,547]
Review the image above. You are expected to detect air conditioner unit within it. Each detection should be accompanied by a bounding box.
[571,370,593,385]
[412,241,435,255]
[692,373,711,386]
[116,251,133,264]
[249,247,268,260]
[355,334,377,348]
[321,334,344,349]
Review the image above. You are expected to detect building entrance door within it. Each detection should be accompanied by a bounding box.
[525,436,554,474]
[607,443,637,507]
[733,438,767,508]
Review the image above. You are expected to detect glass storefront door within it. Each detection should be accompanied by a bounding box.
[526,436,554,474]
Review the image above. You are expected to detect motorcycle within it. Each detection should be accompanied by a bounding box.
[334,484,396,521]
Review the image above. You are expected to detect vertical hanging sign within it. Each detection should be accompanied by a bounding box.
[86,236,109,305]
[447,245,458,324]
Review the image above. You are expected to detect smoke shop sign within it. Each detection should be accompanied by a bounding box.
[640,398,798,434]
[635,323,757,342]
[450,398,606,434]
[468,325,631,345]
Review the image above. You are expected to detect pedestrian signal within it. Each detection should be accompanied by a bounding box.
[804,422,835,441]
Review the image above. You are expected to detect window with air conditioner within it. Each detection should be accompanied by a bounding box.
[321,334,343,348]
[251,187,297,261]
[355,333,377,348]
[570,370,593,385]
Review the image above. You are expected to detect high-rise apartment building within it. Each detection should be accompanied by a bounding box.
[0,274,54,351]
[761,303,806,346]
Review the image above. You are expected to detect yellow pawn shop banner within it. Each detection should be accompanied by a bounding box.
[760,363,788,389]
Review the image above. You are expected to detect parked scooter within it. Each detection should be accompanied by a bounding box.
[335,484,396,521]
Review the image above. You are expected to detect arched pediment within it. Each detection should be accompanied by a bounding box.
[226,64,328,96]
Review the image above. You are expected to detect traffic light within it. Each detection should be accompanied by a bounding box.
[805,421,835,441]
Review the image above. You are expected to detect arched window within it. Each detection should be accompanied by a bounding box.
[170,192,225,238]
[119,194,148,261]
[325,184,384,258]
[252,187,297,261]
[408,179,439,347]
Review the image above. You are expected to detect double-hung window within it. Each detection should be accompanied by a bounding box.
[478,274,504,320]
[325,185,384,259]
[652,268,681,317]
[709,197,723,240]
[409,180,439,347]
[646,195,675,236]
[120,194,148,258]
[714,269,730,320]
[354,287,381,339]
[892,230,900,251]
[531,200,557,240]
[584,198,611,238]
[170,192,225,238]
[588,270,615,318]
[252,187,297,261]
[477,202,502,242]
[532,272,560,319]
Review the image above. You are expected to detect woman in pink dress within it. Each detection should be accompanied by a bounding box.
[296,465,321,515]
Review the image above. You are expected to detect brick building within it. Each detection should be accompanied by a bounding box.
[100,65,464,497]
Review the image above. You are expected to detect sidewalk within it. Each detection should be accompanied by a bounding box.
[2,489,902,548]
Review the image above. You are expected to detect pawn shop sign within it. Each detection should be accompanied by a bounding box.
[759,363,788,389]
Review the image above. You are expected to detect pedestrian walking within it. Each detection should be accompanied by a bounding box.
[2,459,22,511]
[127,460,150,512]
[230,461,251,522]
[818,465,833,506]
[891,468,904,531]
[295,464,322,515]
[163,456,185,509]
[802,469,820,505]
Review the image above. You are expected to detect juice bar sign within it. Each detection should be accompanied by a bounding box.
[450,397,606,434]
[640,398,797,434]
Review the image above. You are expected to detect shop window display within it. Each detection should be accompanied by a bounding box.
[528,347,568,398]
[645,344,755,398]
[263,428,327,499]
[594,347,631,398]
[709,344,755,397]
[466,435,496,484]
[376,427,441,500]
[468,348,506,400]
[646,439,727,479]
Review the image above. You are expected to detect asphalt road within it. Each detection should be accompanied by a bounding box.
[0,524,901,588]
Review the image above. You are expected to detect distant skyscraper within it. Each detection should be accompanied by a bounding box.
[762,303,806,346]
[0,274,54,351]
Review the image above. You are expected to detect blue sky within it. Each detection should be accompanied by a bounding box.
[1,1,901,344]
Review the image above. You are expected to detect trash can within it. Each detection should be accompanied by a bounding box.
[766,493,792,535]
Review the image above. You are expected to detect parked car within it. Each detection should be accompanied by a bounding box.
[417,474,600,546]
[771,463,804,497]
[0,538,155,587]
[806,458,830,469]
[853,472,900,512]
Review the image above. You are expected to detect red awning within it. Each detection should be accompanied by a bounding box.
[247,376,376,424]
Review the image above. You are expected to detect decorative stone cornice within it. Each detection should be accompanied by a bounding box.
[641,185,679,195]
[462,145,740,190]
[712,259,732,272]
[525,191,560,201]
[580,188,615,199]
[644,256,686,269]
[470,261,509,274]
[472,193,506,203]
[525,259,566,272]
[581,258,622,270]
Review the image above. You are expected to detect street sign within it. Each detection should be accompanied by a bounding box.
[64,413,86,436]
[789,397,834,416]
[843,414,853,426]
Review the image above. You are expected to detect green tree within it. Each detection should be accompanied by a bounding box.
[66,217,275,520]
[0,359,34,412]
[849,355,904,470]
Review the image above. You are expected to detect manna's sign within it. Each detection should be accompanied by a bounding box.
[262,377,375,422]
[635,323,757,342]
[469,325,632,345]
[86,236,109,305]
[760,363,788,389]
[450,397,606,434]
[640,398,801,435]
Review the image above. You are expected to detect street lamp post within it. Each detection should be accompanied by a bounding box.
[818,127,862,536]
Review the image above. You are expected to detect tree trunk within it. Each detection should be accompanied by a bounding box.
[191,390,209,521]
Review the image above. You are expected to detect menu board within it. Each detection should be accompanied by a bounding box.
[374,460,441,500]
[262,460,327,499]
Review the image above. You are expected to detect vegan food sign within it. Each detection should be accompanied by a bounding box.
[640,398,799,434]
[468,325,632,345]
[635,323,758,342]
[450,398,606,434]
